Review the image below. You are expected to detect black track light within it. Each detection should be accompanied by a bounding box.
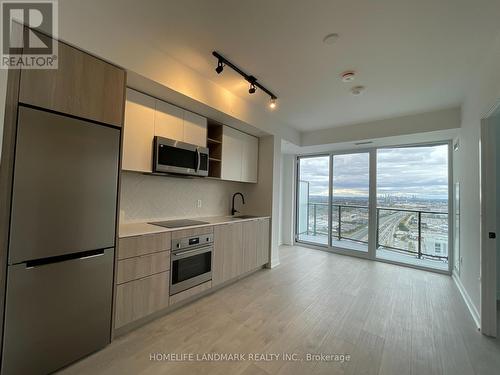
[215,60,224,74]
[212,51,278,107]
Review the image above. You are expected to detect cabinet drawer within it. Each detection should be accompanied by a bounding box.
[116,251,170,284]
[169,280,212,306]
[171,226,213,240]
[118,232,171,260]
[114,271,170,329]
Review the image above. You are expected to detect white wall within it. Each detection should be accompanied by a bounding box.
[280,154,295,245]
[119,172,253,223]
[301,107,460,146]
[57,1,299,145]
[453,34,500,312]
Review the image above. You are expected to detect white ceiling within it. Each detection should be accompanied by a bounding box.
[66,0,500,132]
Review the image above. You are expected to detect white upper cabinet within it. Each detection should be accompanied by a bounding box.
[221,126,259,183]
[221,126,244,182]
[241,132,258,183]
[183,111,207,147]
[154,100,207,147]
[122,89,155,173]
[122,90,256,180]
[154,100,184,142]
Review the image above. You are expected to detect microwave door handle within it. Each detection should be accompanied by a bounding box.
[196,148,201,172]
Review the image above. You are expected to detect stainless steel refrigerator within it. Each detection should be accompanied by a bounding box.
[1,106,120,374]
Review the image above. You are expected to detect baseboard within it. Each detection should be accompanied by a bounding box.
[268,258,280,268]
[452,273,481,330]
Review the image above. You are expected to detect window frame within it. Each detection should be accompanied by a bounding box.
[294,141,453,275]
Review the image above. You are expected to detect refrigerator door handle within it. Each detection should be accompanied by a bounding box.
[24,249,109,268]
[79,252,105,261]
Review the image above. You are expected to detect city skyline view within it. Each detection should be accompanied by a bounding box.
[299,144,449,202]
[297,144,449,270]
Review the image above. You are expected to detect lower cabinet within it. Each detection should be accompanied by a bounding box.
[116,251,170,284]
[113,218,270,330]
[257,218,271,266]
[213,218,270,287]
[114,271,170,329]
[213,222,243,286]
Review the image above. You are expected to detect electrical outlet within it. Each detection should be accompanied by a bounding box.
[197,199,202,208]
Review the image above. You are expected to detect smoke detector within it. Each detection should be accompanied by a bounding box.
[351,86,366,96]
[341,71,356,82]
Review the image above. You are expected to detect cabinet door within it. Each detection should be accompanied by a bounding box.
[257,219,270,266]
[154,100,184,141]
[221,126,243,181]
[242,220,258,273]
[213,223,243,286]
[19,39,125,127]
[183,111,207,147]
[241,133,259,183]
[122,89,155,172]
[114,271,170,329]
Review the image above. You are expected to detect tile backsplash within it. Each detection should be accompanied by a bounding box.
[119,172,251,223]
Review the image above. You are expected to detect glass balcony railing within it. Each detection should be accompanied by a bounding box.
[298,203,448,261]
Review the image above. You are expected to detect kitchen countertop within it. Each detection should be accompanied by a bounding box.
[119,215,270,238]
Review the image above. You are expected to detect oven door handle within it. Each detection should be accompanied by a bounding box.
[172,246,212,260]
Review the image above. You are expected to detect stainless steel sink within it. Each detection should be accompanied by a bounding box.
[229,215,259,220]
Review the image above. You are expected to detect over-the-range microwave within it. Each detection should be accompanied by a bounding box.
[153,136,209,177]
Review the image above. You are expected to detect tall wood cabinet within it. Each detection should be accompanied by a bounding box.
[19,40,126,127]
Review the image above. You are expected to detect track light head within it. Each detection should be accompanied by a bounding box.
[212,51,278,107]
[215,60,224,74]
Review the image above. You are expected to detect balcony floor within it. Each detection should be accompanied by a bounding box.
[377,247,449,271]
[297,234,448,271]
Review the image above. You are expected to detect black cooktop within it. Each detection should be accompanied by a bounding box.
[149,219,209,229]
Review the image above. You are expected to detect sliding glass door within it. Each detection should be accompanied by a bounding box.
[375,144,449,270]
[295,143,451,272]
[296,155,330,245]
[331,153,370,252]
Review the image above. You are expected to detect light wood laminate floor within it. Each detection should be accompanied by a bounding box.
[59,245,500,375]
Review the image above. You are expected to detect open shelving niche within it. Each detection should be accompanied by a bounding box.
[207,120,223,178]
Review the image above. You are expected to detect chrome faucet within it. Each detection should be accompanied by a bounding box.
[231,192,245,216]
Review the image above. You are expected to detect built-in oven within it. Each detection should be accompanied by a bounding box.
[153,136,209,177]
[170,233,213,295]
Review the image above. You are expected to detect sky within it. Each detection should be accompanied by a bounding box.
[299,144,449,200]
